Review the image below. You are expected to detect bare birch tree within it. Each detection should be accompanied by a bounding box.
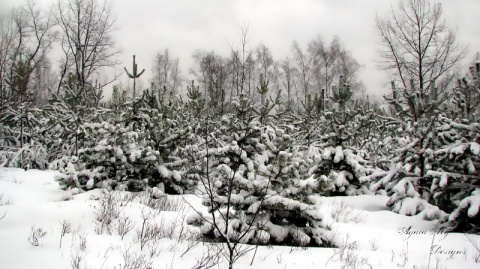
[0,1,57,106]
[54,0,120,105]
[152,48,182,99]
[279,57,297,112]
[292,40,311,106]
[308,36,339,98]
[376,0,466,119]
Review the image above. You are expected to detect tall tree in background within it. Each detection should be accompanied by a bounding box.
[376,0,466,120]
[31,56,56,106]
[228,24,254,98]
[191,51,228,114]
[0,1,57,169]
[279,57,297,112]
[292,40,311,106]
[256,43,274,82]
[293,36,364,111]
[336,44,365,97]
[54,0,120,104]
[255,43,281,103]
[0,1,57,106]
[152,49,182,99]
[0,12,17,107]
[308,36,339,98]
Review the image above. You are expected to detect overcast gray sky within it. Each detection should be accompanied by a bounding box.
[2,0,479,98]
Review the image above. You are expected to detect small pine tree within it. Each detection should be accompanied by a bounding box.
[428,115,480,232]
[187,95,335,247]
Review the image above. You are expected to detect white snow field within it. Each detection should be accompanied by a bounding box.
[0,168,479,269]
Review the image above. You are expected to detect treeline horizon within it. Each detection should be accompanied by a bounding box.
[3,0,474,113]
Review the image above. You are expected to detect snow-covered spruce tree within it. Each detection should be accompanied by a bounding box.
[252,74,282,124]
[0,61,57,169]
[428,115,480,233]
[185,80,206,119]
[309,144,378,196]
[362,79,444,216]
[0,104,49,169]
[298,76,381,195]
[0,71,114,170]
[160,81,210,194]
[52,87,195,193]
[187,94,334,252]
[324,75,382,150]
[52,121,158,191]
[42,100,93,161]
[293,93,322,147]
[46,78,116,183]
[125,88,194,194]
[365,115,448,218]
[365,112,479,225]
[185,95,265,269]
[254,126,334,246]
[451,62,480,120]
[367,72,480,227]
[45,73,100,158]
[108,85,129,125]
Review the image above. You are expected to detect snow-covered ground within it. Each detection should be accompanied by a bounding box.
[0,168,479,269]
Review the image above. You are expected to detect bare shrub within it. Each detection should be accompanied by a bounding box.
[28,226,47,246]
[180,231,201,258]
[0,192,12,206]
[434,256,447,269]
[465,234,480,263]
[175,208,188,242]
[70,248,88,269]
[94,190,132,234]
[326,234,372,269]
[369,237,378,251]
[119,245,152,269]
[59,219,72,248]
[135,207,162,250]
[276,251,283,264]
[119,192,136,206]
[397,241,409,267]
[115,214,135,240]
[94,190,120,234]
[134,202,187,250]
[136,191,185,212]
[78,233,88,251]
[158,195,185,212]
[192,243,222,269]
[330,200,363,223]
[160,214,183,240]
[146,241,162,259]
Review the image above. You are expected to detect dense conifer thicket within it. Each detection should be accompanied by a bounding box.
[0,0,478,247]
[1,63,478,239]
